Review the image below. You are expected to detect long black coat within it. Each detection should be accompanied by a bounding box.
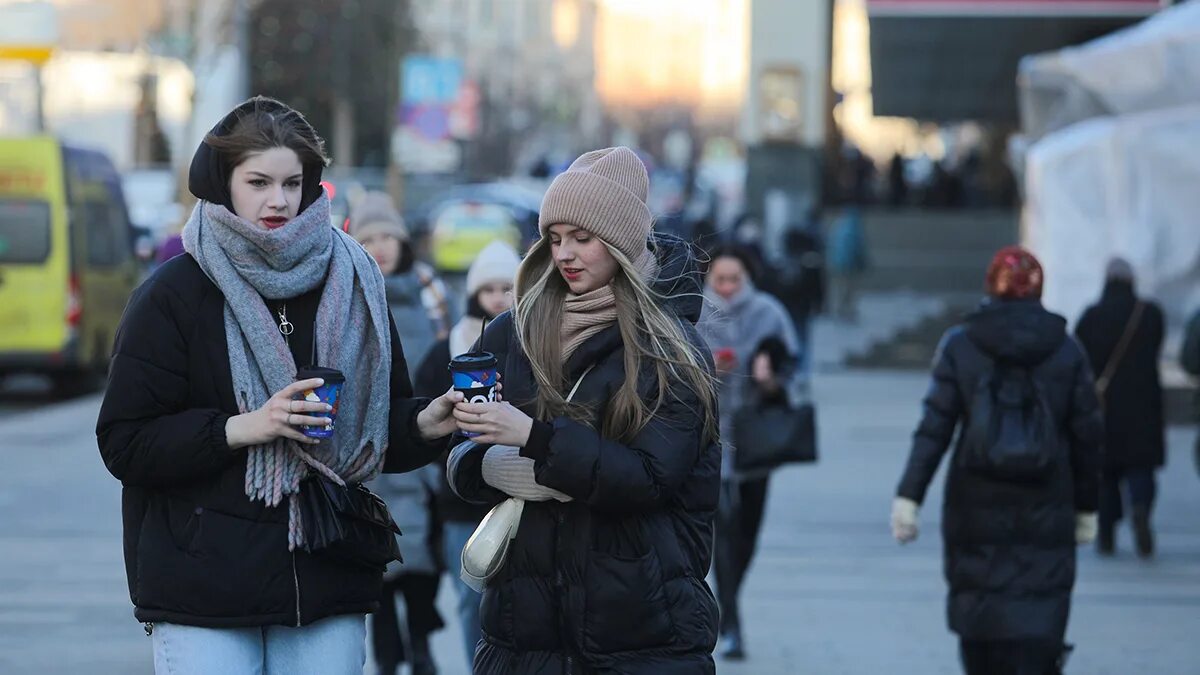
[96,254,446,628]
[449,242,721,674]
[1075,280,1166,469]
[896,299,1103,642]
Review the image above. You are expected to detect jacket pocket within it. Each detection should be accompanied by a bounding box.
[137,503,291,618]
[583,551,674,654]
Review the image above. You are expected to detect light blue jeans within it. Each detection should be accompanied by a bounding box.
[151,614,365,675]
[442,520,483,668]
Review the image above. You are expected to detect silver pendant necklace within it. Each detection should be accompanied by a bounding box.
[277,303,294,342]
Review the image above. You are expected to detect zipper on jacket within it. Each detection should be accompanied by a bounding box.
[555,510,576,675]
[292,552,302,627]
[143,622,154,637]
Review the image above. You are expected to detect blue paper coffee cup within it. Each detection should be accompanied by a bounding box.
[449,352,498,438]
[294,367,345,439]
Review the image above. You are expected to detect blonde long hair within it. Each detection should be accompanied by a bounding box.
[513,236,718,444]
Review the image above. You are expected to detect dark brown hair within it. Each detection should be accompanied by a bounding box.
[204,98,329,170]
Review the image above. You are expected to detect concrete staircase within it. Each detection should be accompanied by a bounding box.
[818,208,1196,423]
[852,208,1018,295]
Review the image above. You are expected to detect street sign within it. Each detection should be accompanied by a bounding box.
[401,56,464,106]
[395,56,477,173]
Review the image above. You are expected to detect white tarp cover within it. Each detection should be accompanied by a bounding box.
[1024,103,1200,334]
[1018,2,1200,143]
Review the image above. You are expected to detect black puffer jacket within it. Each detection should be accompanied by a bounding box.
[450,239,721,674]
[1075,280,1166,469]
[96,254,446,628]
[896,299,1103,642]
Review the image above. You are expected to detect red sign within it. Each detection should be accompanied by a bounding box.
[868,0,1164,17]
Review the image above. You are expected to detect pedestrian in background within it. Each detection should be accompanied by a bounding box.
[414,239,522,668]
[781,219,826,374]
[350,190,449,375]
[1075,257,1166,558]
[827,205,868,321]
[368,462,444,675]
[95,97,462,674]
[446,147,722,673]
[891,246,1103,675]
[697,244,799,660]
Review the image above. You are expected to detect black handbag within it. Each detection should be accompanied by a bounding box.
[732,400,817,473]
[297,476,403,570]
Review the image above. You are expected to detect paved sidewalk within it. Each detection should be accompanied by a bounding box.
[1,372,1198,674]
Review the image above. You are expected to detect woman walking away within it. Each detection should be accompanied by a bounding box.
[696,244,800,660]
[891,246,1103,675]
[350,190,449,374]
[414,239,521,669]
[1075,257,1166,558]
[96,96,461,675]
[446,147,722,674]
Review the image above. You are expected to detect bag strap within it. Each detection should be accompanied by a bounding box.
[566,365,595,403]
[1097,301,1145,395]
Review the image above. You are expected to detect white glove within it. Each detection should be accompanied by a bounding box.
[1075,512,1097,545]
[891,497,920,544]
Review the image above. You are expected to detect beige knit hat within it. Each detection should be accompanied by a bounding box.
[538,147,653,267]
[349,191,409,243]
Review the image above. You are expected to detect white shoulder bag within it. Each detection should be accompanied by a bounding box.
[459,365,594,592]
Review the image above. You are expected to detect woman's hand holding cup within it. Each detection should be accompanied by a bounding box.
[225,378,333,449]
[453,399,532,447]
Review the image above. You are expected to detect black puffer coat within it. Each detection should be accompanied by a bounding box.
[96,254,447,628]
[449,239,721,674]
[1075,280,1166,469]
[896,299,1103,642]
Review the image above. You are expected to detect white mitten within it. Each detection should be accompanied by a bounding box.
[891,497,920,544]
[1075,512,1097,545]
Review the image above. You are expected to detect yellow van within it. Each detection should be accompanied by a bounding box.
[0,136,139,391]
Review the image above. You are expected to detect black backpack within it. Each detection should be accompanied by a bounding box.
[960,363,1059,481]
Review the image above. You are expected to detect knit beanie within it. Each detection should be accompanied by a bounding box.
[1105,257,1135,282]
[466,240,521,296]
[538,147,653,268]
[349,191,409,243]
[985,245,1044,300]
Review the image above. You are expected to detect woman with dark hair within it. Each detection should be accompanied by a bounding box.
[96,96,462,673]
[891,246,1103,674]
[445,147,722,673]
[696,244,800,660]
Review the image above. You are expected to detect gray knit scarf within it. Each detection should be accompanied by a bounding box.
[182,194,392,550]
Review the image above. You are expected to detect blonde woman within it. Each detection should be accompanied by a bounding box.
[446,147,722,674]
